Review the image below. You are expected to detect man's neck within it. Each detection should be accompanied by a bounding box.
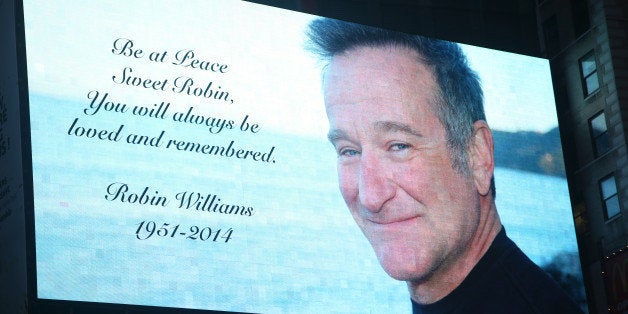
[408,201,502,304]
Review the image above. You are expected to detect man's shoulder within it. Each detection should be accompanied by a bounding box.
[412,230,584,314]
[464,231,583,314]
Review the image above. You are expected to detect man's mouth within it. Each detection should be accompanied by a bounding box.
[367,214,420,225]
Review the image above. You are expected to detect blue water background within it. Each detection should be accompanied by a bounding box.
[30,94,580,313]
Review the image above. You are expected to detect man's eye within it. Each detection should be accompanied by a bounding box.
[390,143,410,151]
[339,148,360,157]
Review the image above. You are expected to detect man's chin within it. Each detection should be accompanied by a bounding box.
[375,248,431,282]
[381,264,430,283]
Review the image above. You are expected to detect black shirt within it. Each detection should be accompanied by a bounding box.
[411,229,583,314]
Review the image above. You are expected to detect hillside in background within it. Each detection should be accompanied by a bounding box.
[493,127,566,177]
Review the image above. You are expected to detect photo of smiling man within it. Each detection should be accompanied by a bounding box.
[307,18,583,314]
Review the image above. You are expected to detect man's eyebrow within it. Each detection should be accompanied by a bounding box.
[375,121,423,138]
[327,122,423,143]
[327,129,349,143]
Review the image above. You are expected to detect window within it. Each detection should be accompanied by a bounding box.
[542,15,559,56]
[571,0,590,37]
[573,202,589,234]
[579,51,599,96]
[589,111,611,156]
[600,175,621,220]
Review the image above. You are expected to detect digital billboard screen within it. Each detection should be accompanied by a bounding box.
[23,1,585,312]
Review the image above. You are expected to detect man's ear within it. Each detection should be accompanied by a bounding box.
[469,120,494,196]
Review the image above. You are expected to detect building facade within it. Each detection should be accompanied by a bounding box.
[538,0,628,312]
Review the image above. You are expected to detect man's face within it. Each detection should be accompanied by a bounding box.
[324,46,482,282]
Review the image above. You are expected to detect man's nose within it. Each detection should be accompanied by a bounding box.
[358,154,394,213]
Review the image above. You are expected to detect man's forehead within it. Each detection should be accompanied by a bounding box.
[323,46,439,107]
[323,45,437,95]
